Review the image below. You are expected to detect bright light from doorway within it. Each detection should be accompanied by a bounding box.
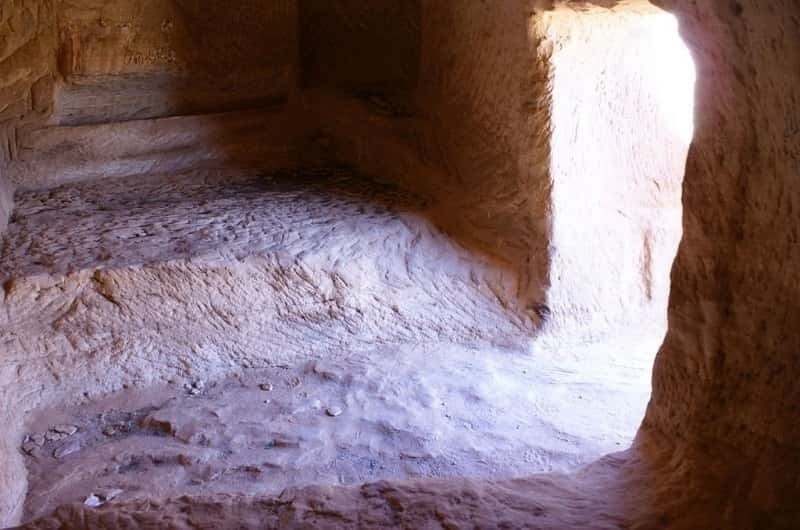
[643,14,697,143]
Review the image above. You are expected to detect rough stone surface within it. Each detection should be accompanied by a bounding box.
[417,0,553,306]
[0,170,12,233]
[0,168,539,525]
[15,433,788,530]
[17,339,656,521]
[0,0,56,234]
[7,107,298,189]
[54,0,296,82]
[2,0,799,528]
[644,0,800,482]
[299,0,420,94]
[0,1,56,129]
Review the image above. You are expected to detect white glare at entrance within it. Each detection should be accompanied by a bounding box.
[644,14,697,143]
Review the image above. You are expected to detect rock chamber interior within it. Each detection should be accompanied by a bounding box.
[1,1,798,529]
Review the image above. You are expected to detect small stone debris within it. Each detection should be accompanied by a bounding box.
[102,421,132,437]
[53,424,78,436]
[177,453,196,466]
[312,361,342,382]
[140,413,174,435]
[44,430,66,442]
[84,494,103,508]
[21,432,49,455]
[325,406,343,417]
[37,424,80,443]
[54,438,81,459]
[186,380,205,395]
[268,437,300,449]
[259,382,274,392]
[84,489,122,508]
[184,380,205,392]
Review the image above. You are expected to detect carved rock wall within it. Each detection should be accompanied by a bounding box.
[299,0,420,94]
[53,0,296,124]
[5,0,799,527]
[416,0,553,307]
[0,0,57,232]
[645,0,800,469]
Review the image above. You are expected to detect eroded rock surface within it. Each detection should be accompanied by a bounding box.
[19,337,657,522]
[3,0,800,528]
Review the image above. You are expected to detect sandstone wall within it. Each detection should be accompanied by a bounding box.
[416,0,691,333]
[6,0,300,190]
[53,0,296,124]
[0,0,57,232]
[645,0,800,477]
[0,1,56,127]
[417,0,552,308]
[1,0,698,343]
[299,0,420,95]
[0,165,12,233]
[3,0,800,527]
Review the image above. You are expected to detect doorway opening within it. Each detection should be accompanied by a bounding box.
[532,4,696,456]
